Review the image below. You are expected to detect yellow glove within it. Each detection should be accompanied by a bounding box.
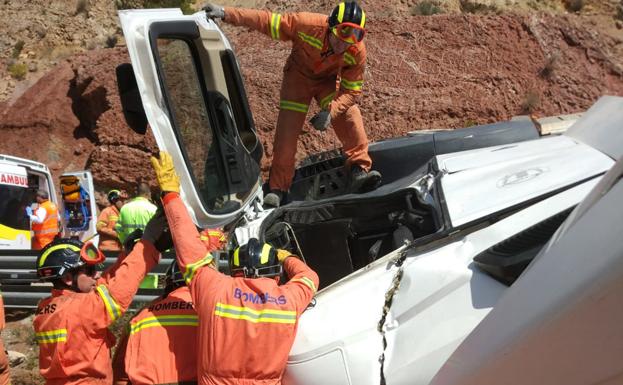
[277,249,295,263]
[150,151,180,193]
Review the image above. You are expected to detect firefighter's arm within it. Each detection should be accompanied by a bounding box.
[162,193,214,280]
[89,241,160,329]
[330,47,367,119]
[282,256,319,313]
[223,7,297,41]
[112,330,130,385]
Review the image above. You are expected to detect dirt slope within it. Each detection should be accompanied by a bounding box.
[1,2,623,204]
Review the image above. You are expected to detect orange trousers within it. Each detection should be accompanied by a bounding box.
[269,68,372,192]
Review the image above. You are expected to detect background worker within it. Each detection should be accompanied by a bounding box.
[203,1,382,207]
[0,293,9,385]
[26,189,60,250]
[115,182,157,246]
[96,189,125,252]
[112,259,198,385]
[151,152,319,384]
[33,213,167,385]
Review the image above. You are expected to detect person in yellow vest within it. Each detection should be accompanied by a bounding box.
[26,189,60,250]
[114,183,157,247]
[96,190,125,252]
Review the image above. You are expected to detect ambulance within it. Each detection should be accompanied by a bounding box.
[0,154,97,250]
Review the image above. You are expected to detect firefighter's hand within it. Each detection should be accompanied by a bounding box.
[150,151,180,193]
[277,249,295,263]
[200,229,227,252]
[25,206,33,217]
[202,3,225,19]
[310,110,331,132]
[142,210,171,252]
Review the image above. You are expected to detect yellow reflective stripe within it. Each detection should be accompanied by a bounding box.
[270,13,282,40]
[280,100,309,113]
[214,303,296,324]
[130,315,198,334]
[297,32,322,50]
[96,285,122,321]
[36,329,67,344]
[34,228,60,235]
[38,244,80,267]
[260,243,271,264]
[360,11,366,28]
[233,248,240,267]
[291,276,317,293]
[183,253,214,284]
[320,92,335,109]
[344,52,357,66]
[201,230,226,242]
[340,78,364,91]
[337,2,345,23]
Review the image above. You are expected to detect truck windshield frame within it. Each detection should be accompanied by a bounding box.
[148,20,261,216]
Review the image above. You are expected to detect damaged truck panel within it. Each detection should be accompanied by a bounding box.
[381,177,601,385]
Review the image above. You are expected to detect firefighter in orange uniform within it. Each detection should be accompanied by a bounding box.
[204,1,382,207]
[96,190,125,252]
[27,189,60,250]
[151,152,319,384]
[0,293,9,385]
[33,212,167,385]
[112,259,198,385]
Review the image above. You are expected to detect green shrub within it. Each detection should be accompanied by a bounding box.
[8,62,28,80]
[460,1,499,14]
[565,0,584,13]
[521,91,541,113]
[12,40,25,59]
[106,34,118,48]
[411,1,444,16]
[116,0,196,14]
[540,51,560,78]
[75,0,89,16]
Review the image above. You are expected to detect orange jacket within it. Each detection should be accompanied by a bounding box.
[32,200,59,250]
[33,241,160,385]
[0,293,8,385]
[97,206,121,251]
[112,286,198,385]
[224,7,366,119]
[162,192,319,385]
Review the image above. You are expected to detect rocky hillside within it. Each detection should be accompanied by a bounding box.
[1,0,623,206]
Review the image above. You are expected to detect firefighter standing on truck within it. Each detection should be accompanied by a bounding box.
[203,1,382,207]
[151,152,319,385]
[96,190,125,252]
[26,189,60,250]
[33,212,168,385]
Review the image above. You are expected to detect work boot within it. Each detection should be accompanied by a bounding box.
[264,189,284,208]
[349,165,382,193]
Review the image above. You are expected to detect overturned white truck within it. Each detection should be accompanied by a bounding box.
[118,8,623,385]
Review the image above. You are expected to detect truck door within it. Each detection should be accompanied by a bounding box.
[118,9,262,229]
[59,171,98,243]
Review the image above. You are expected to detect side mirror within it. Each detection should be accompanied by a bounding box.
[116,63,148,135]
